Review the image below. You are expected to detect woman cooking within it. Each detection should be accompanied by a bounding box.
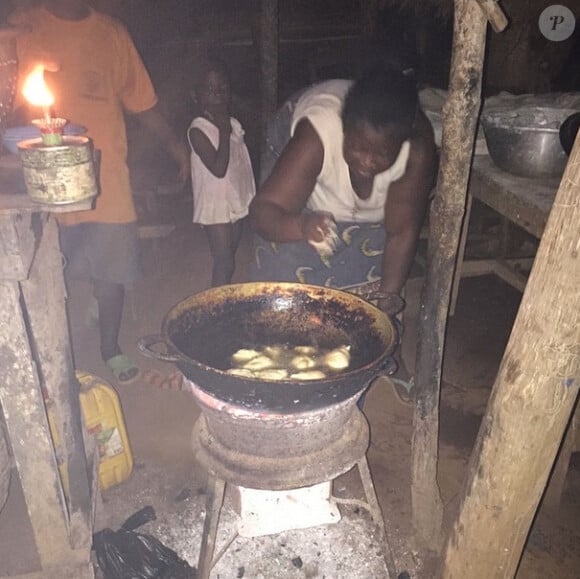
[248,64,436,319]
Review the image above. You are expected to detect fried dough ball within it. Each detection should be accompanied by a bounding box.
[293,345,317,355]
[290,370,327,381]
[255,368,289,380]
[226,368,255,377]
[242,354,275,371]
[290,355,317,370]
[231,348,260,363]
[323,345,351,371]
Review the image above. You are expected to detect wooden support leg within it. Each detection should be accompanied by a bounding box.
[19,216,92,549]
[0,214,92,574]
[439,102,580,578]
[357,458,398,579]
[198,477,226,579]
[450,193,473,316]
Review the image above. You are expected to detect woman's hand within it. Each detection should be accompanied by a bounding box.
[376,292,406,317]
[302,212,340,258]
[301,211,336,243]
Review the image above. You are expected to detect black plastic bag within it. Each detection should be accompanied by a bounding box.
[93,506,196,579]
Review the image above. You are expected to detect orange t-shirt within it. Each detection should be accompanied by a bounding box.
[11,8,158,224]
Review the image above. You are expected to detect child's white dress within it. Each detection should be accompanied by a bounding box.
[188,116,256,225]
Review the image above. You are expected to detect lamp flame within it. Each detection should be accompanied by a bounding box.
[22,65,53,122]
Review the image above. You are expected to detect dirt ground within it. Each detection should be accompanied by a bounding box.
[0,188,579,577]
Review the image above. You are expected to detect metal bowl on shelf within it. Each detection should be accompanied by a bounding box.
[481,106,576,179]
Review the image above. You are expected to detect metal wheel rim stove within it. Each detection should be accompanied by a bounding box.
[189,376,369,491]
[186,373,396,579]
[188,374,376,537]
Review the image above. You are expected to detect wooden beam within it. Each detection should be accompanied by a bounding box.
[259,0,279,147]
[475,0,509,33]
[411,0,487,550]
[0,277,74,567]
[439,135,580,577]
[19,216,92,550]
[0,212,93,573]
[0,212,35,280]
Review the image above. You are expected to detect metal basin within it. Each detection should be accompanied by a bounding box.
[482,107,575,178]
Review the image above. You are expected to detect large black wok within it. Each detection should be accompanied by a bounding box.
[138,282,397,413]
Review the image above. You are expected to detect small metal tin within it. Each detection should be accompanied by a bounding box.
[17,135,98,205]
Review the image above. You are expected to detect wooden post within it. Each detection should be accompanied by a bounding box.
[259,0,278,148]
[0,213,92,575]
[19,216,93,549]
[0,278,73,567]
[411,0,487,548]
[0,191,95,577]
[439,133,580,578]
[474,0,508,33]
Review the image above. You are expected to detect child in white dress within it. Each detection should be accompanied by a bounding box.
[188,56,255,286]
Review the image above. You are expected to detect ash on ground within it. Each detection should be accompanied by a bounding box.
[98,466,391,578]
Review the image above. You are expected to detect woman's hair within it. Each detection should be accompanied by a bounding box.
[342,65,418,133]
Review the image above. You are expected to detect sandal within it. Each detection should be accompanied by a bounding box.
[106,354,141,385]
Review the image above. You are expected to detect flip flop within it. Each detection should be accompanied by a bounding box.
[106,354,141,385]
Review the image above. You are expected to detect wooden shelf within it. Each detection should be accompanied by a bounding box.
[0,184,96,577]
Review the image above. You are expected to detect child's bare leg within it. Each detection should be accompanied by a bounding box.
[205,222,238,286]
[231,218,243,254]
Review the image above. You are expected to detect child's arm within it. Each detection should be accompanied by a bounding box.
[188,114,231,178]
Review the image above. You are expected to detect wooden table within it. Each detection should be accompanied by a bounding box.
[0,155,96,578]
[451,155,579,509]
[451,155,560,312]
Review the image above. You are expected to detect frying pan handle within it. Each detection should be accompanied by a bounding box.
[137,334,183,363]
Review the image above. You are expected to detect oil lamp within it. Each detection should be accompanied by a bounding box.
[21,65,66,146]
[17,65,98,205]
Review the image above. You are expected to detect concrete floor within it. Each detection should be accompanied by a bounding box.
[0,196,579,578]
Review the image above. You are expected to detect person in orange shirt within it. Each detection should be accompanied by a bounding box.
[10,0,189,384]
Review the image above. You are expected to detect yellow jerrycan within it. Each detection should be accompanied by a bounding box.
[76,371,133,490]
[46,371,133,494]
